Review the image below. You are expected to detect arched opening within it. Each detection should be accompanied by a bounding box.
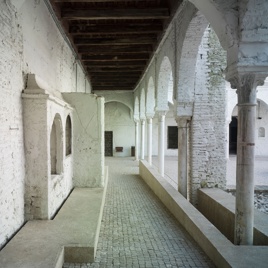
[157,56,173,111]
[50,114,63,175]
[65,115,72,156]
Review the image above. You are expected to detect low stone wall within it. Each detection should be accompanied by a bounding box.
[198,188,268,245]
[139,160,268,268]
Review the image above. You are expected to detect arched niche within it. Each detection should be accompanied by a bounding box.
[65,114,72,156]
[50,113,63,175]
[157,56,173,111]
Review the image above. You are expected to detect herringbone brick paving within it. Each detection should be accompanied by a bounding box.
[63,157,215,268]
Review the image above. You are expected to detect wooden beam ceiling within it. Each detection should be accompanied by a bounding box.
[49,0,175,91]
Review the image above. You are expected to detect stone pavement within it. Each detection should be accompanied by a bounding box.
[63,157,214,268]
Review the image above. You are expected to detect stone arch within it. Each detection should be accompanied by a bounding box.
[188,0,237,50]
[140,88,146,119]
[146,76,155,117]
[50,113,63,175]
[105,99,133,116]
[134,96,140,121]
[156,56,173,111]
[176,11,209,103]
[65,114,72,156]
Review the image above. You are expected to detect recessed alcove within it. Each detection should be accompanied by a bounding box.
[22,74,73,220]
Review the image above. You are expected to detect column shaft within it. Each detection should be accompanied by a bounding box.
[158,112,166,177]
[177,119,189,198]
[147,118,153,165]
[135,121,139,161]
[140,120,145,160]
[234,73,260,245]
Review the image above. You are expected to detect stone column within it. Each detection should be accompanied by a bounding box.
[140,119,145,160]
[147,117,153,165]
[135,120,139,161]
[176,117,190,198]
[158,111,166,177]
[232,73,265,245]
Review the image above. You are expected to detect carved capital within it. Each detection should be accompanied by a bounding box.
[175,116,191,128]
[227,69,267,104]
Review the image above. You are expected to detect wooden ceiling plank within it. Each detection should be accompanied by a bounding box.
[74,36,157,46]
[62,8,170,20]
[55,0,155,2]
[81,55,149,62]
[69,24,163,34]
[78,45,153,53]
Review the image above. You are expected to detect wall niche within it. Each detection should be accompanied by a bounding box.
[22,74,73,220]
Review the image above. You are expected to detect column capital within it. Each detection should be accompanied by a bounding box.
[227,72,267,104]
[146,113,155,120]
[157,110,167,117]
[175,116,191,127]
[134,119,140,124]
[174,101,193,118]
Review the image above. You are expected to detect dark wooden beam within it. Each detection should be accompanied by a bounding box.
[55,0,154,2]
[81,54,149,62]
[92,86,134,90]
[78,45,153,54]
[74,36,157,46]
[89,72,141,77]
[69,24,163,35]
[84,61,146,67]
[87,67,144,72]
[61,8,170,20]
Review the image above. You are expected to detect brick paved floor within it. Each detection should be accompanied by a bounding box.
[63,157,214,268]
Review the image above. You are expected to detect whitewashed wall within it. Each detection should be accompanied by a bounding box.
[0,0,92,248]
[105,102,135,157]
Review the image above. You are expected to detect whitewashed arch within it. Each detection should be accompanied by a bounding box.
[105,100,133,117]
[146,76,155,117]
[188,0,237,50]
[156,56,173,111]
[177,11,209,103]
[140,88,146,119]
[134,96,140,121]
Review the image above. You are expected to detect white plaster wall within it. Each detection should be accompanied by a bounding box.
[105,102,135,157]
[0,0,92,248]
[0,1,25,248]
[63,93,104,187]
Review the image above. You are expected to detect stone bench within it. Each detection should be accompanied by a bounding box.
[0,169,108,268]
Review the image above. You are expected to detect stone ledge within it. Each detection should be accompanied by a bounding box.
[0,167,108,268]
[139,160,268,268]
[198,188,268,245]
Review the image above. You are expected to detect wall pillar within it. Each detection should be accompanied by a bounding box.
[135,120,140,161]
[176,117,190,198]
[232,73,265,245]
[140,119,146,160]
[147,117,153,165]
[158,111,166,177]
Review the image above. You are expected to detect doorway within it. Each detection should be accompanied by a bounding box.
[105,131,113,156]
[229,117,237,154]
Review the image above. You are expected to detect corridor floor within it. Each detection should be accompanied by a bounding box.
[63,157,215,268]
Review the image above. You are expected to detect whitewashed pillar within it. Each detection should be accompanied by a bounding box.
[158,111,166,177]
[176,117,190,198]
[135,120,140,161]
[147,117,153,165]
[140,119,145,160]
[231,73,265,245]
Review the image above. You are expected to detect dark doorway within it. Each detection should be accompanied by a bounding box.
[167,126,178,149]
[105,131,113,156]
[229,117,237,154]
